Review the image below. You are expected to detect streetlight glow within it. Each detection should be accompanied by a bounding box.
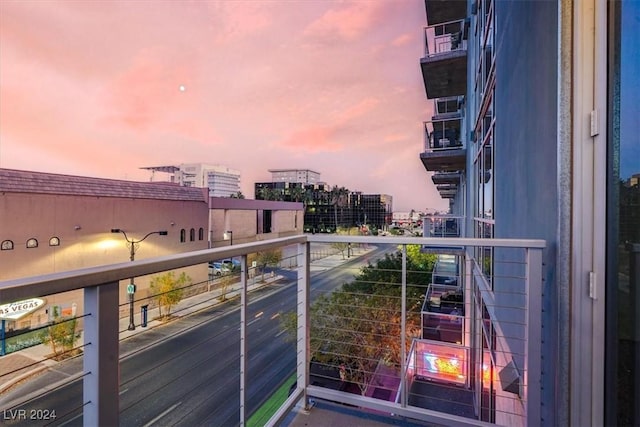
[110,228,168,330]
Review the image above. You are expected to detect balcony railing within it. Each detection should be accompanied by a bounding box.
[420,117,467,172]
[423,20,467,58]
[424,215,464,238]
[424,118,463,152]
[420,19,468,99]
[0,235,544,427]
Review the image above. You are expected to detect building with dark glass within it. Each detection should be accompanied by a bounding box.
[255,179,392,233]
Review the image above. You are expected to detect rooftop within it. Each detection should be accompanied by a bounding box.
[0,168,208,202]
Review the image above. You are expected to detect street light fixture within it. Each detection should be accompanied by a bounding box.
[111,228,168,330]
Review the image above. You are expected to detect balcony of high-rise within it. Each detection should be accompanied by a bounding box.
[431,171,462,187]
[0,234,544,427]
[420,20,468,99]
[420,118,466,173]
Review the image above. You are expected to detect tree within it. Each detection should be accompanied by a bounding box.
[289,185,305,202]
[252,248,282,282]
[330,227,361,259]
[258,186,280,201]
[330,186,350,230]
[41,306,79,360]
[281,249,429,395]
[217,271,237,301]
[150,271,190,319]
[229,191,245,199]
[402,244,437,271]
[300,282,421,395]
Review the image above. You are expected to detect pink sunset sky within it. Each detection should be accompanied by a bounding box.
[0,0,447,212]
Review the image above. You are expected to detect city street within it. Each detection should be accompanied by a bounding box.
[0,244,394,426]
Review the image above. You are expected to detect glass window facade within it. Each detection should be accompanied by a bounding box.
[473,0,495,286]
[607,0,640,425]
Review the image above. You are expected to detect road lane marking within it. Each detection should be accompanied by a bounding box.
[255,311,264,318]
[119,388,129,395]
[143,402,182,427]
[270,313,280,320]
[275,329,286,338]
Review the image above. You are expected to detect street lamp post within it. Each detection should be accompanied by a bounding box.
[111,228,168,331]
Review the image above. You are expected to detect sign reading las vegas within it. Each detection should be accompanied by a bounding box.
[0,298,46,320]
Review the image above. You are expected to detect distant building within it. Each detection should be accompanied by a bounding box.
[268,169,321,185]
[208,197,303,267]
[392,211,420,227]
[142,163,241,198]
[255,178,392,232]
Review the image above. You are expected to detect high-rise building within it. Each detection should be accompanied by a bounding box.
[418,0,638,425]
[142,163,241,198]
[268,169,321,185]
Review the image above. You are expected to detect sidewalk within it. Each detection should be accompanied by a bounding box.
[0,244,377,395]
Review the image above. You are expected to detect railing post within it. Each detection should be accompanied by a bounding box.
[525,247,543,425]
[83,281,119,427]
[240,255,248,426]
[458,247,482,402]
[400,244,408,408]
[297,242,310,409]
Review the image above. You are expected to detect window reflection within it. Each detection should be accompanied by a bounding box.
[608,0,640,425]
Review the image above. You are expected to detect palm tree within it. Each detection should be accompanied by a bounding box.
[289,185,304,202]
[330,186,350,231]
[258,186,280,201]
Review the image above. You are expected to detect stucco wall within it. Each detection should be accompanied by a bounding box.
[209,208,303,248]
[0,193,209,326]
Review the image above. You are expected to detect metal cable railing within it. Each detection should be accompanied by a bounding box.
[0,235,543,427]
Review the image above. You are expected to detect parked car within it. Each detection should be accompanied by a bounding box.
[208,261,230,276]
[222,258,241,270]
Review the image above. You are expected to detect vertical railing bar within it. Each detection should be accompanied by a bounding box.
[400,244,407,408]
[239,255,248,426]
[525,247,543,425]
[83,281,119,427]
[297,242,311,409]
[464,249,473,395]
[468,247,481,418]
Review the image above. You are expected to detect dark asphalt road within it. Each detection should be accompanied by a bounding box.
[0,244,394,427]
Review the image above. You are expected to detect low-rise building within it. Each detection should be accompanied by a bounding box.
[0,168,210,331]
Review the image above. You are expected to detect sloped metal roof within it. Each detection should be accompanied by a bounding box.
[0,168,207,202]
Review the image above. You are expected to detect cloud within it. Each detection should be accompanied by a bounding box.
[0,0,448,212]
[339,97,380,123]
[204,1,274,45]
[277,126,342,153]
[101,49,193,130]
[392,33,414,47]
[303,2,386,43]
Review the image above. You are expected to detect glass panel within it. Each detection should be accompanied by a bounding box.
[608,1,640,425]
[483,141,493,219]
